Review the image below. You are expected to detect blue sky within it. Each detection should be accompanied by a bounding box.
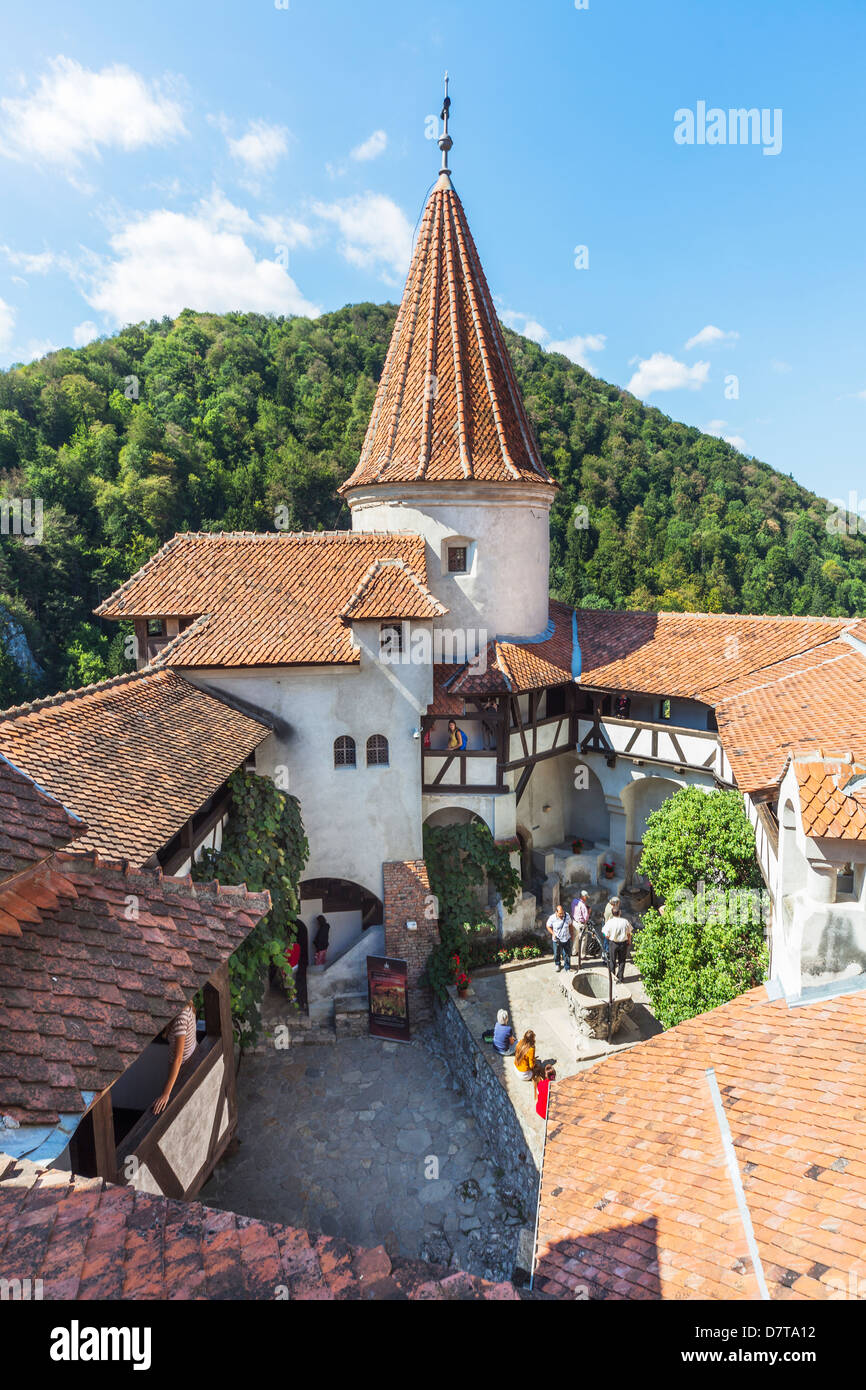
[1,0,864,503]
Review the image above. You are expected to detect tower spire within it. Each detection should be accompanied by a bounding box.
[438,71,453,177]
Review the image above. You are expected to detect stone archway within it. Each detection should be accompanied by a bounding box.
[621,775,687,888]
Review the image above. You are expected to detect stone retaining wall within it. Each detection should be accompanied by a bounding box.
[432,990,540,1219]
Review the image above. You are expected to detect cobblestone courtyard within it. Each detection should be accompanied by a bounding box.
[201,1030,528,1283]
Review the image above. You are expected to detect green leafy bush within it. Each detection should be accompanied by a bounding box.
[422,821,521,999]
[193,768,308,1047]
[632,787,768,1028]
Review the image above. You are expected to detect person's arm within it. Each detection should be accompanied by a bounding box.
[154,1034,185,1115]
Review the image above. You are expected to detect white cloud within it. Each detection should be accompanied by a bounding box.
[0,245,57,275]
[704,419,747,452]
[0,298,15,352]
[0,56,185,170]
[21,338,59,362]
[84,199,320,325]
[350,130,387,163]
[628,352,710,397]
[684,324,739,350]
[501,310,606,372]
[856,389,866,401]
[72,320,99,346]
[227,120,289,176]
[313,194,413,281]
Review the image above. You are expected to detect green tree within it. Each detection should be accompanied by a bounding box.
[632,787,768,1028]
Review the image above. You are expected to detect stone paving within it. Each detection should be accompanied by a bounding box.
[446,951,663,1166]
[201,1030,527,1284]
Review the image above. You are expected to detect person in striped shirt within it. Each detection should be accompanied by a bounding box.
[154,1001,198,1115]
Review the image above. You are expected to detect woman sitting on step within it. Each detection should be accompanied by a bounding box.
[513,1030,536,1082]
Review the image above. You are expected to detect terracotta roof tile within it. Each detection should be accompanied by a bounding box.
[0,755,85,888]
[791,753,866,841]
[341,176,554,493]
[95,532,433,668]
[0,853,270,1126]
[0,669,269,867]
[576,608,849,700]
[535,986,866,1301]
[339,556,447,621]
[0,1154,520,1300]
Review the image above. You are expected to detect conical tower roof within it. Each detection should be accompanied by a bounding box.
[342,93,554,494]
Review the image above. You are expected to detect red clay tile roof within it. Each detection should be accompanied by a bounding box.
[711,639,866,794]
[0,669,269,868]
[576,608,849,700]
[95,532,433,668]
[791,753,866,840]
[0,1153,519,1300]
[0,852,270,1125]
[496,601,575,690]
[0,754,85,887]
[535,985,866,1301]
[341,174,554,492]
[339,556,447,621]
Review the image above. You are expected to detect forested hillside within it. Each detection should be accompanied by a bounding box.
[0,303,862,703]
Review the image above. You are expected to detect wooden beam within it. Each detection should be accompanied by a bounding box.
[91,1089,116,1184]
[515,764,535,806]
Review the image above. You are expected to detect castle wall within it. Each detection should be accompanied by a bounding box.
[184,620,433,906]
[347,481,553,641]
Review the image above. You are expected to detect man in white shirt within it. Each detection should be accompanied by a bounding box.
[546,903,574,973]
[602,911,632,983]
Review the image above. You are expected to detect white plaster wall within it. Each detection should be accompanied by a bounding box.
[422,790,516,841]
[185,623,433,903]
[347,481,553,640]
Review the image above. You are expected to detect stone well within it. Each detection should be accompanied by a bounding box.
[561,967,633,1041]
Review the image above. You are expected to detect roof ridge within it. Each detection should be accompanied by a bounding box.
[0,750,87,830]
[93,534,188,616]
[339,556,448,619]
[52,848,272,913]
[0,667,157,724]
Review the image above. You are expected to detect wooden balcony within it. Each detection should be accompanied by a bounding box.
[577,713,733,783]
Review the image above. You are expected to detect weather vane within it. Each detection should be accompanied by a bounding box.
[438,71,453,174]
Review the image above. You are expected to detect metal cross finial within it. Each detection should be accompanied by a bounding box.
[438,71,453,173]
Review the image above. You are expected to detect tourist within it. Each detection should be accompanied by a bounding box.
[154,998,198,1115]
[603,895,621,922]
[514,1030,536,1082]
[313,914,330,966]
[546,903,573,972]
[571,889,591,930]
[492,1008,516,1056]
[616,693,631,719]
[534,1063,556,1118]
[447,719,468,750]
[603,908,632,983]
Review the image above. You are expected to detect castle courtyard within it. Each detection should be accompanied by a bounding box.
[201,1030,528,1284]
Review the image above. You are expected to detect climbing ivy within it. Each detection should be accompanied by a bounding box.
[423,821,521,1000]
[193,769,309,1048]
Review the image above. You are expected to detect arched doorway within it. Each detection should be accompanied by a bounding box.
[298,877,384,968]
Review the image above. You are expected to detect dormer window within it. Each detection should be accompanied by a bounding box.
[448,545,468,574]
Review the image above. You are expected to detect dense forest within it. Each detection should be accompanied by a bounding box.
[0,303,863,705]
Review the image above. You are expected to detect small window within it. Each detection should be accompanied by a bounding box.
[334,736,356,768]
[147,618,165,637]
[659,698,672,721]
[448,545,468,574]
[379,623,403,658]
[367,735,389,767]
